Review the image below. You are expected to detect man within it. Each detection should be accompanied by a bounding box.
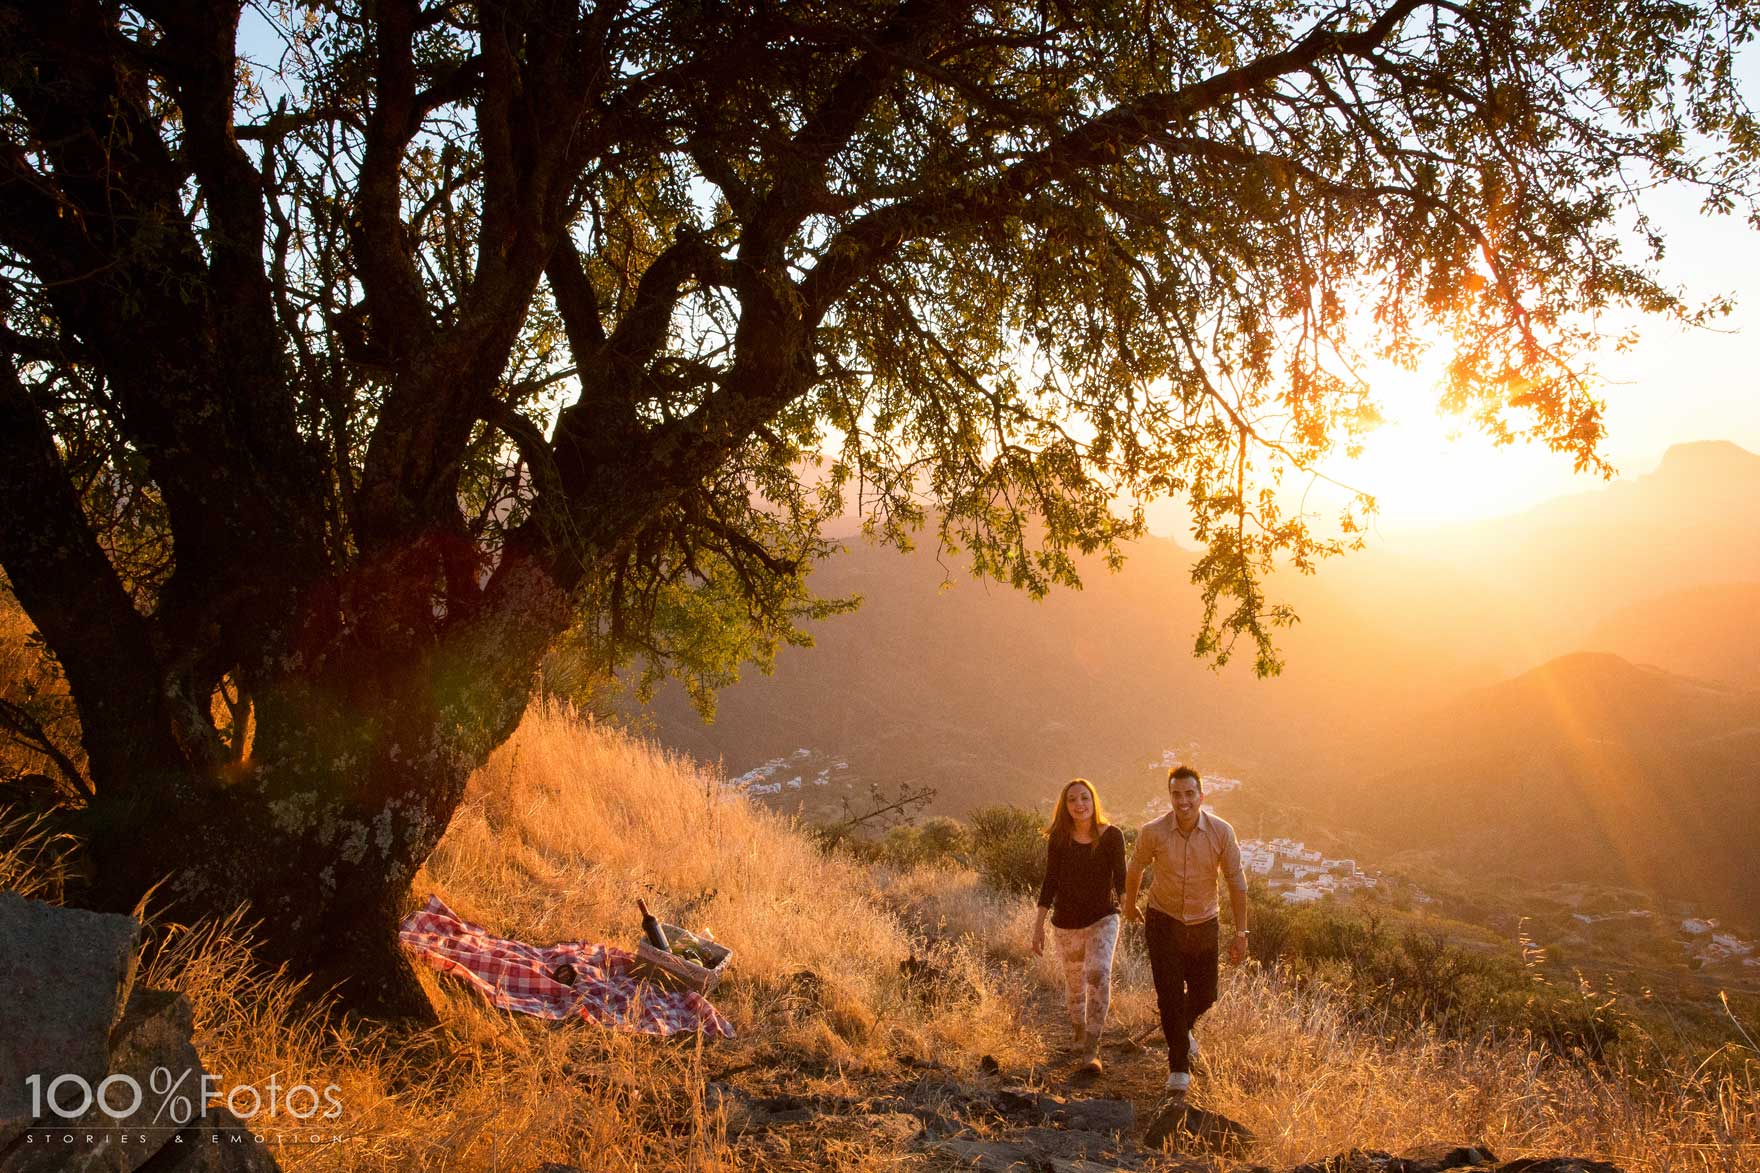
[1123,764,1249,1095]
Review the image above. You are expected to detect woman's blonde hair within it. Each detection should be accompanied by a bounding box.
[1047,777,1110,846]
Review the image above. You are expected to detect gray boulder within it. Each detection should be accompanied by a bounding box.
[0,893,279,1172]
[0,892,142,1152]
[5,988,207,1173]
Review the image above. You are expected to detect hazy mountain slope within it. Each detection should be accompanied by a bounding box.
[646,532,1320,817]
[1580,582,1760,689]
[1373,439,1760,661]
[1311,652,1760,927]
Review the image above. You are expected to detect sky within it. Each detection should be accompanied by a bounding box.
[1244,176,1760,536]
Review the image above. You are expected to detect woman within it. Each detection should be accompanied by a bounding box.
[1032,777,1127,1072]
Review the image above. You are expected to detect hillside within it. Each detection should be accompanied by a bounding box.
[643,531,1323,821]
[6,706,1749,1170]
[1581,582,1760,688]
[1308,652,1760,929]
[1366,438,1760,660]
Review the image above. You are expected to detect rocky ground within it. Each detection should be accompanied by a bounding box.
[547,989,1628,1173]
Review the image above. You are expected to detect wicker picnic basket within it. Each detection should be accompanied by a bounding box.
[634,922,733,995]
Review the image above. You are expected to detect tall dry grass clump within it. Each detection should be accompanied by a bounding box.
[422,700,1039,1070]
[0,805,75,900]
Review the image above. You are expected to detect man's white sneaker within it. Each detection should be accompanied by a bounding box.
[1163,1070,1190,1093]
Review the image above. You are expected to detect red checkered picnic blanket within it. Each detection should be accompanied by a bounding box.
[397,896,735,1038]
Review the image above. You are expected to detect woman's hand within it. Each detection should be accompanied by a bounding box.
[1031,922,1045,957]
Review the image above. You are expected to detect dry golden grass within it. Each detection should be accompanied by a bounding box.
[0,805,74,900]
[1188,966,1760,1172]
[126,704,1040,1170]
[3,701,1754,1171]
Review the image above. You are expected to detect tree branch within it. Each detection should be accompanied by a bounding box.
[0,361,194,796]
[0,698,92,803]
[800,0,1431,317]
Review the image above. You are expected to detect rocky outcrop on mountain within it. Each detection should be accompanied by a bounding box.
[0,892,278,1172]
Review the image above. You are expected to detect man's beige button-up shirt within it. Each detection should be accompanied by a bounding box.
[1131,809,1248,924]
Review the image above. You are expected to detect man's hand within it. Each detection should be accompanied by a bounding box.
[1031,923,1045,957]
[1228,930,1249,965]
[1121,901,1142,924]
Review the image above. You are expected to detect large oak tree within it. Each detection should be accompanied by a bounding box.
[0,0,1753,1017]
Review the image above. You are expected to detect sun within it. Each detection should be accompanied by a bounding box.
[1311,360,1596,530]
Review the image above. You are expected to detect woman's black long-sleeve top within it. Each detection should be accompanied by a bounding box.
[1036,824,1127,929]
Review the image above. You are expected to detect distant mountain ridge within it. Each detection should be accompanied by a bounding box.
[1521,439,1760,526]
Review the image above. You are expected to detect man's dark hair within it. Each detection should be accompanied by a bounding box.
[1168,765,1201,789]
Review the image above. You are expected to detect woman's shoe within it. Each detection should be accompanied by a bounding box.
[1078,1036,1103,1073]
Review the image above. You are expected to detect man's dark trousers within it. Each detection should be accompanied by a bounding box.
[1143,909,1219,1074]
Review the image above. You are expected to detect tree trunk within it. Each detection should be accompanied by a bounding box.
[72,549,576,1022]
[83,781,447,1020]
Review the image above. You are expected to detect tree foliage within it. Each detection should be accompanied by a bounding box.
[0,0,1755,1012]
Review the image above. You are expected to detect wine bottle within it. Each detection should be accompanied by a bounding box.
[637,898,670,951]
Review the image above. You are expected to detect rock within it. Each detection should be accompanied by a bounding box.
[1035,1093,1135,1137]
[978,1055,1001,1076]
[919,1110,1158,1171]
[926,1135,1133,1172]
[1008,1126,1153,1168]
[921,1137,1035,1171]
[988,1088,1042,1121]
[7,987,207,1172]
[131,1108,279,1172]
[0,892,142,1150]
[1290,1149,1597,1173]
[1142,1100,1254,1156]
[1289,1151,1397,1173]
[0,895,279,1173]
[849,1112,922,1146]
[1396,1145,1497,1172]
